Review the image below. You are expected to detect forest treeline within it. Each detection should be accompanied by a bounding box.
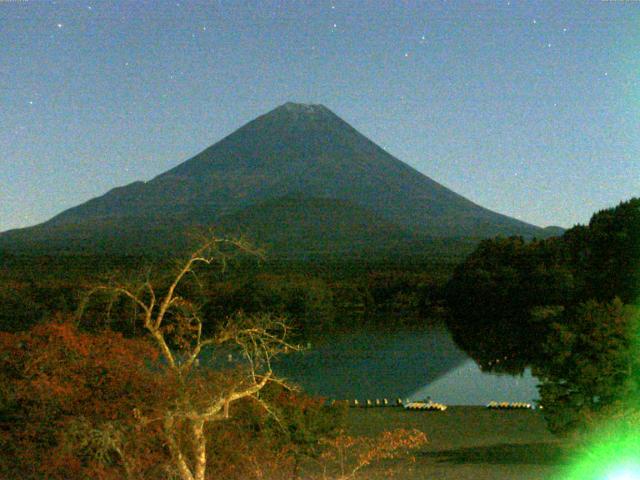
[2,197,638,444]
[446,197,640,433]
[0,254,453,336]
[0,239,429,479]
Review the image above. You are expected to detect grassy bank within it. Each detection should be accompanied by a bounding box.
[344,406,568,479]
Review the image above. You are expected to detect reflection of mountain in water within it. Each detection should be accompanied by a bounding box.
[274,327,468,400]
[408,361,539,405]
[275,327,541,404]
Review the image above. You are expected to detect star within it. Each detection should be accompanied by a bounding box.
[532,19,537,25]
[547,43,552,48]
[28,100,34,105]
[562,27,568,33]
[56,23,63,29]
[404,52,409,57]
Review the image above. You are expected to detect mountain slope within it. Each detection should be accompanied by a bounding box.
[217,196,418,255]
[0,102,545,255]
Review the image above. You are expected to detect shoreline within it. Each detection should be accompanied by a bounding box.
[344,406,566,480]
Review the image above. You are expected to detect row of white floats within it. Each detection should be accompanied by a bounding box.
[404,401,448,411]
[485,401,534,410]
[349,398,402,408]
[344,399,534,411]
[346,398,448,411]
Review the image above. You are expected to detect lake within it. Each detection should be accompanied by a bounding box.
[274,326,540,405]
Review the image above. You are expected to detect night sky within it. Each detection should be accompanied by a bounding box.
[2,1,638,233]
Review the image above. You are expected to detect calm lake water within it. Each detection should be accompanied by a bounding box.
[274,326,539,405]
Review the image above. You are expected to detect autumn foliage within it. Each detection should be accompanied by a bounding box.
[0,317,170,479]
[313,428,428,480]
[0,236,429,479]
[0,318,428,479]
[0,318,309,479]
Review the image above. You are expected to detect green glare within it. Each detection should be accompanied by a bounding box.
[604,465,640,480]
[560,301,640,480]
[561,426,640,480]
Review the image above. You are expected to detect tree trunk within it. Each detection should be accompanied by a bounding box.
[193,419,207,480]
[164,417,195,480]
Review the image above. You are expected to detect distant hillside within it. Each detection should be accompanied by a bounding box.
[218,196,414,253]
[0,102,548,257]
[541,226,566,237]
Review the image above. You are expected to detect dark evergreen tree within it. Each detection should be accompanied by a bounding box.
[533,299,640,434]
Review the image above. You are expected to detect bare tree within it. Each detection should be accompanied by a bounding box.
[80,235,299,480]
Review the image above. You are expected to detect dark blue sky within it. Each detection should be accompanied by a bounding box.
[2,1,638,232]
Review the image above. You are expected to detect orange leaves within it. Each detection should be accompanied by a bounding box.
[29,372,79,402]
[276,389,326,412]
[1,317,428,480]
[46,321,92,357]
[6,319,161,411]
[0,318,171,478]
[318,428,428,479]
